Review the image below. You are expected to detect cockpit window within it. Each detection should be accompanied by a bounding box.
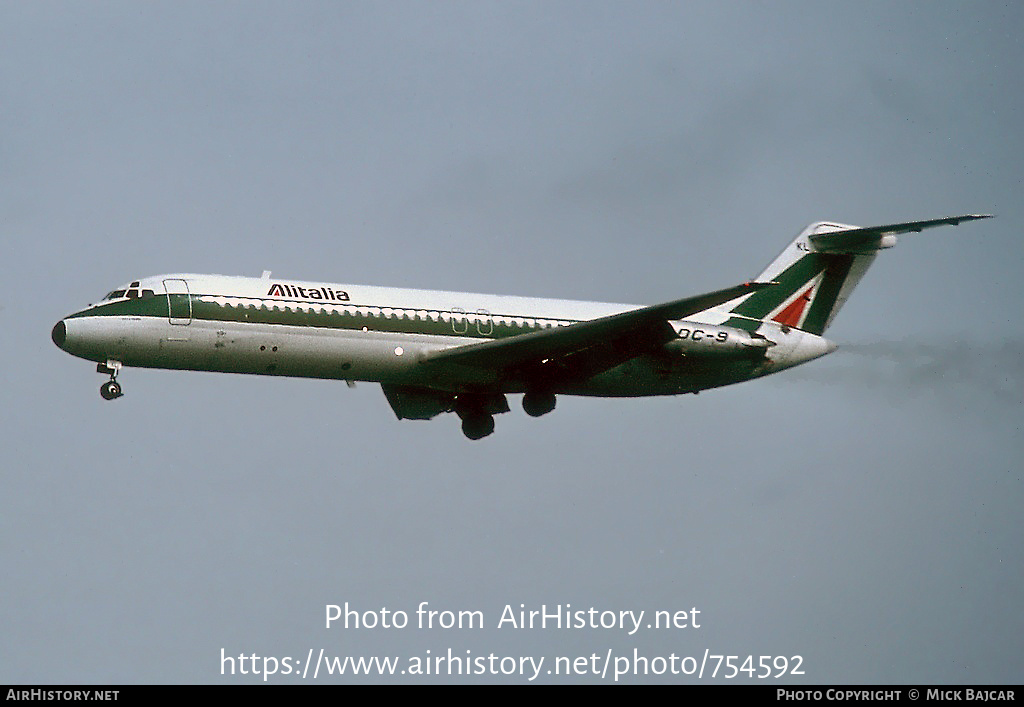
[103,282,153,301]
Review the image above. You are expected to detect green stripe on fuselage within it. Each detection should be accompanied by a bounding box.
[66,295,171,319]
[67,294,566,341]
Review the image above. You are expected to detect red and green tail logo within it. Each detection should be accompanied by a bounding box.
[724,252,860,335]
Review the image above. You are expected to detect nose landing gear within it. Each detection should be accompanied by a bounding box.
[97,360,124,400]
[100,380,123,400]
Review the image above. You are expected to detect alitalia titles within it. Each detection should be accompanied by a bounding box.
[267,283,350,302]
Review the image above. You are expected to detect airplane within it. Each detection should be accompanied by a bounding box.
[51,214,990,439]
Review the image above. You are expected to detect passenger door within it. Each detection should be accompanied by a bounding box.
[163,279,192,325]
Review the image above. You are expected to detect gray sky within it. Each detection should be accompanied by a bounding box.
[3,1,1021,684]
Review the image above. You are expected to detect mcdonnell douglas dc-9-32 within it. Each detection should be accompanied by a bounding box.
[52,215,990,439]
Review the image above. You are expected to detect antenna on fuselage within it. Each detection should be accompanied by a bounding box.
[261,270,272,279]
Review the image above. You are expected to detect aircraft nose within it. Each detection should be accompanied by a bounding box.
[51,320,67,349]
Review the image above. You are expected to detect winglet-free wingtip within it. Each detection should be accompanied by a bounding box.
[937,214,993,229]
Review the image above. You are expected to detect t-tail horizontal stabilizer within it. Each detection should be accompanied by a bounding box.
[724,214,992,335]
[809,214,993,254]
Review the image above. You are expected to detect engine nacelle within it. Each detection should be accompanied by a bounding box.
[662,322,774,359]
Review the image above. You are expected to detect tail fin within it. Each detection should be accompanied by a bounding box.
[721,215,991,335]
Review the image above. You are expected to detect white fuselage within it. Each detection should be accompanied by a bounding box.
[54,273,836,397]
[52,216,987,438]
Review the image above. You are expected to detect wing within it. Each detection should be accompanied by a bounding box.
[418,281,772,386]
[809,214,992,253]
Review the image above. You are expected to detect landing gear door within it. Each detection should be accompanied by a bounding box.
[164,279,192,325]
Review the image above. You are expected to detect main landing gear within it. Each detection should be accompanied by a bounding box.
[522,391,556,418]
[460,412,495,441]
[454,393,509,441]
[97,361,124,400]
